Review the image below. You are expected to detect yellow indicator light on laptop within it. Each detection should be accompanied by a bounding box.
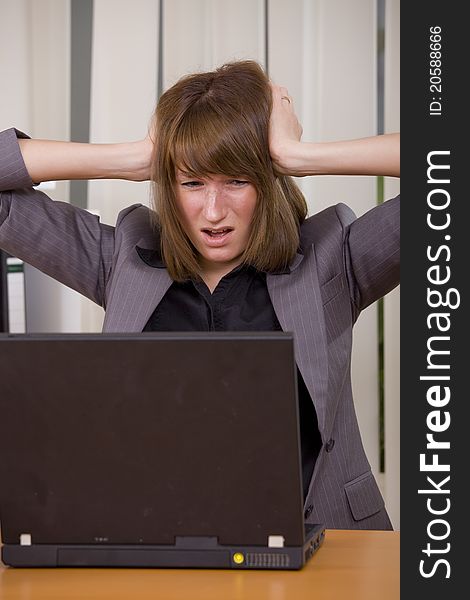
[233,552,245,565]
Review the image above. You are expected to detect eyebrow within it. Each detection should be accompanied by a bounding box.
[176,170,200,179]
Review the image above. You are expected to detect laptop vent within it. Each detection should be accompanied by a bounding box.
[246,553,290,568]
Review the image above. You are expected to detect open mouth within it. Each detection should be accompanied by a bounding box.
[201,227,233,238]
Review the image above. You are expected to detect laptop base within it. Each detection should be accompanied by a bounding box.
[2,525,325,570]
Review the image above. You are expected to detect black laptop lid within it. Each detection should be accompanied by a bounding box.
[0,332,305,548]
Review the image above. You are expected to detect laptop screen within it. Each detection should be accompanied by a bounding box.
[0,332,305,549]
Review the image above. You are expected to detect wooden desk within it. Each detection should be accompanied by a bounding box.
[0,530,399,600]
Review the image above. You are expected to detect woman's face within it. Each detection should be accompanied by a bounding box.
[175,170,257,275]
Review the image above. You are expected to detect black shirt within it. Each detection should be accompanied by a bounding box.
[142,261,322,499]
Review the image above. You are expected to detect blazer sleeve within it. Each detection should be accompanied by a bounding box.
[343,194,400,314]
[0,128,115,306]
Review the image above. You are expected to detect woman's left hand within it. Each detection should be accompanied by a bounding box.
[268,83,304,175]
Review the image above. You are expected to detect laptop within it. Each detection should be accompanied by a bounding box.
[0,332,325,569]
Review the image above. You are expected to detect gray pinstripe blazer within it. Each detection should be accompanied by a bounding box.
[0,128,399,530]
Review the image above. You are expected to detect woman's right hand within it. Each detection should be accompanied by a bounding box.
[131,117,157,182]
[127,134,154,182]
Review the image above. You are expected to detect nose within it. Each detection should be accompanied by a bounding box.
[202,185,227,223]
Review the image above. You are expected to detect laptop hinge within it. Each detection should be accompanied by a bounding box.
[174,536,219,549]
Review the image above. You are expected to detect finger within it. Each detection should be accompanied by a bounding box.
[270,83,290,102]
[277,87,293,107]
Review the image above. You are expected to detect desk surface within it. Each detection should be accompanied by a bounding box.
[0,529,399,600]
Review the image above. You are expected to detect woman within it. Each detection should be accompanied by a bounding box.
[0,60,399,529]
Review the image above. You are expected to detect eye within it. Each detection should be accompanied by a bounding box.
[229,179,250,187]
[181,180,203,188]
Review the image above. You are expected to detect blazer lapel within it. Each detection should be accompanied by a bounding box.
[267,250,329,438]
[103,247,172,333]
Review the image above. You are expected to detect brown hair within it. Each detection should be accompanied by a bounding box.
[150,60,307,281]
